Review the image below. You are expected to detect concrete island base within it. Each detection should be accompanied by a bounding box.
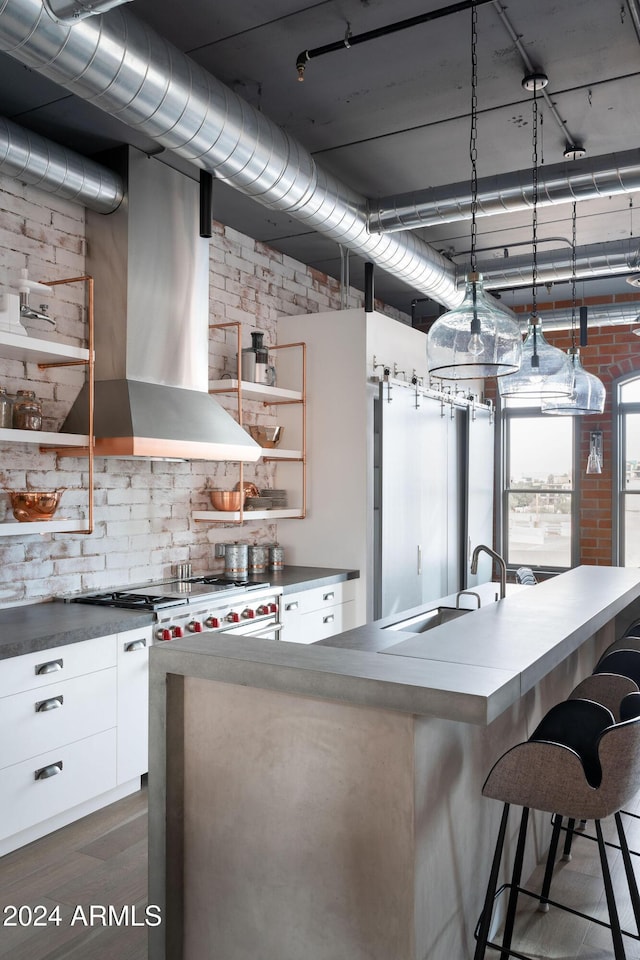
[148,567,640,959]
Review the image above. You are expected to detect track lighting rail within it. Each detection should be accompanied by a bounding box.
[295,0,494,80]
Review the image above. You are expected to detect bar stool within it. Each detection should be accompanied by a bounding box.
[556,651,640,863]
[474,694,640,960]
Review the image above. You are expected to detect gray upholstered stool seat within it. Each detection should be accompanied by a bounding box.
[474,693,640,960]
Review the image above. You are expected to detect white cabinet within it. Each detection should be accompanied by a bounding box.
[116,627,151,783]
[281,580,358,644]
[0,624,152,855]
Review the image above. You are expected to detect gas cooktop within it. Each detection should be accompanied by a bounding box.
[68,576,271,611]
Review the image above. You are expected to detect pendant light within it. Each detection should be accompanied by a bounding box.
[542,203,606,416]
[499,73,574,402]
[426,2,522,380]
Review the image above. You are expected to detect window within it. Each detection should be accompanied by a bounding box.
[617,377,640,566]
[502,400,575,570]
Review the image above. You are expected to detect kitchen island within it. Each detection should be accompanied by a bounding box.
[148,566,640,960]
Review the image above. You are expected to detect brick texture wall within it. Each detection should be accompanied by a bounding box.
[0,174,407,606]
[546,321,640,566]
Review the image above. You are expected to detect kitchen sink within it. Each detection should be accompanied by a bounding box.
[382,606,472,634]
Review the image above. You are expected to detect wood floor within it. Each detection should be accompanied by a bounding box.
[0,786,147,960]
[1,783,640,959]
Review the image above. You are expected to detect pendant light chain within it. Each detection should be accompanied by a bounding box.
[571,200,577,349]
[531,83,539,318]
[469,0,478,275]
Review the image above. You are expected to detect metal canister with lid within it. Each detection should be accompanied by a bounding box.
[248,544,268,575]
[0,388,11,429]
[224,542,248,579]
[269,544,285,571]
[12,389,42,430]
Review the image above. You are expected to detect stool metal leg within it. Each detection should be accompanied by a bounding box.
[538,814,563,912]
[474,803,510,960]
[615,811,640,937]
[500,806,530,960]
[562,816,575,860]
[595,819,627,959]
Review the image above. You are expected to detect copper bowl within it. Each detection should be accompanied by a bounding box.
[10,490,63,522]
[248,425,283,448]
[210,490,243,512]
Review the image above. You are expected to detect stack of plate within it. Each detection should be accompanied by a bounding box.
[245,496,273,510]
[261,488,288,509]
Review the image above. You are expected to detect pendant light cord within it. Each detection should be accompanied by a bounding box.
[469,1,481,333]
[469,0,478,275]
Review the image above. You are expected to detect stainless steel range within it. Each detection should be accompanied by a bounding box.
[70,576,283,643]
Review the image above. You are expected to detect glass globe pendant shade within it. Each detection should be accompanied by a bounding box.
[498,316,575,400]
[426,273,522,380]
[541,348,606,415]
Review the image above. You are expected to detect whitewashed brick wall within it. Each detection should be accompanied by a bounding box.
[0,173,407,606]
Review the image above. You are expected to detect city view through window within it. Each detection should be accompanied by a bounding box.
[506,415,573,568]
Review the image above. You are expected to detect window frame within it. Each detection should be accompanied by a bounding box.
[614,373,640,566]
[499,400,579,574]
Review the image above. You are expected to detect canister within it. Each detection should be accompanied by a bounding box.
[269,544,285,571]
[224,542,248,579]
[248,544,268,575]
[0,388,11,429]
[12,389,42,430]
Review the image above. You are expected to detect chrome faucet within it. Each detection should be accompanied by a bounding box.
[470,544,507,600]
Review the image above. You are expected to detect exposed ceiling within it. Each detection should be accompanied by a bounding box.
[1,0,640,320]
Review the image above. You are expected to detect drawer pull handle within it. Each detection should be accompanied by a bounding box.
[285,601,299,611]
[125,639,147,652]
[323,614,335,624]
[36,696,64,713]
[35,659,63,676]
[323,592,335,601]
[35,762,63,781]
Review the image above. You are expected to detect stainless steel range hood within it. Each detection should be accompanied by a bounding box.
[63,147,260,461]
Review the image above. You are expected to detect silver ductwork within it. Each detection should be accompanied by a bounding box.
[520,302,640,331]
[62,148,260,461]
[369,150,640,233]
[0,0,460,308]
[479,239,640,289]
[43,0,132,22]
[0,115,123,213]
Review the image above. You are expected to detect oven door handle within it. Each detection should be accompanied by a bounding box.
[241,622,283,640]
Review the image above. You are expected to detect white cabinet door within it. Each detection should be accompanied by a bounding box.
[419,398,451,605]
[466,406,495,587]
[379,385,424,617]
[116,628,151,784]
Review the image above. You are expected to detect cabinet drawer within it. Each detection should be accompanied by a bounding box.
[282,579,357,616]
[0,728,117,841]
[0,633,118,698]
[296,600,357,644]
[0,667,117,770]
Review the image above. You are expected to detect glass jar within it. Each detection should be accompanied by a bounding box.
[0,388,11,429]
[12,389,42,431]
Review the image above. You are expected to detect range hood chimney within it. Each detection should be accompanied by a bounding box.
[63,147,260,461]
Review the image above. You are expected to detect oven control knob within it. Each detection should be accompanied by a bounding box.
[188,621,203,633]
[256,605,268,616]
[172,626,184,638]
[242,608,255,619]
[268,603,278,614]
[156,628,172,642]
[205,616,220,629]
[227,612,240,623]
